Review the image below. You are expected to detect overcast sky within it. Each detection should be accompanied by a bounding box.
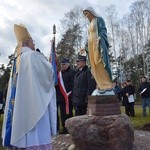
[0,0,136,66]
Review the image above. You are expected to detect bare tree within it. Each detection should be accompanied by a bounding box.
[106,5,119,61]
[129,0,150,75]
[58,5,87,53]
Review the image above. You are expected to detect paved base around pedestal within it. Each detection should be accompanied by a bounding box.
[52,130,150,150]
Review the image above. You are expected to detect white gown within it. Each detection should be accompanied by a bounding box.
[2,47,57,148]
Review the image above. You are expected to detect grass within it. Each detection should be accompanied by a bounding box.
[0,105,150,149]
[0,115,5,150]
[121,105,150,129]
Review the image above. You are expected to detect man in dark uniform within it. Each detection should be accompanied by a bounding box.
[56,58,75,134]
[72,55,96,116]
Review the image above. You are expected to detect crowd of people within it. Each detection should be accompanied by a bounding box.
[112,77,150,118]
[1,49,150,149]
[55,54,150,135]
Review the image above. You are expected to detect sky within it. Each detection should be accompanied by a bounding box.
[0,0,137,66]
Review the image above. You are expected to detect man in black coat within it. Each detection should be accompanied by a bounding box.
[139,76,150,117]
[124,80,135,117]
[56,58,75,134]
[72,55,96,116]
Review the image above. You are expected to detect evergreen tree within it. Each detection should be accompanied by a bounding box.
[0,54,13,91]
[57,24,82,65]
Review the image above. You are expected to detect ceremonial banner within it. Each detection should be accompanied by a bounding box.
[3,58,17,146]
[49,40,58,85]
[58,71,71,114]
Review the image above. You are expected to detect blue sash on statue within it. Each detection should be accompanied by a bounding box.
[4,58,17,146]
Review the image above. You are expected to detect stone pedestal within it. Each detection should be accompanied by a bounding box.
[65,95,134,150]
[87,95,121,116]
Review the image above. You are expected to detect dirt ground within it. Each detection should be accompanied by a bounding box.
[52,130,150,150]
